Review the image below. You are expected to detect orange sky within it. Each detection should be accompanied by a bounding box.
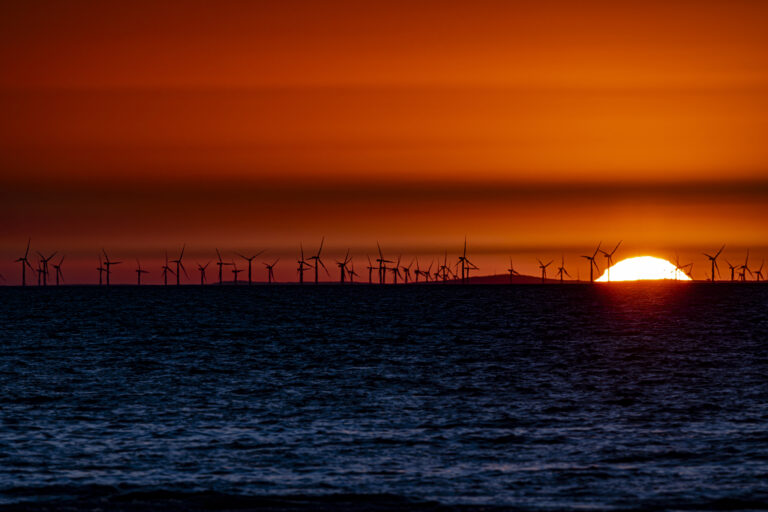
[1,0,767,283]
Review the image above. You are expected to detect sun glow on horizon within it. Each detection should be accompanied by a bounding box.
[596,256,692,282]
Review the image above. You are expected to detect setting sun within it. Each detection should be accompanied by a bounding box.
[596,256,692,282]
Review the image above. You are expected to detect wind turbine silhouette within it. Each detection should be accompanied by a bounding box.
[457,237,476,283]
[52,255,65,286]
[336,250,352,284]
[423,260,434,283]
[236,250,264,285]
[348,262,358,283]
[15,238,34,286]
[725,259,737,282]
[703,245,725,281]
[376,243,393,284]
[739,250,753,282]
[102,250,121,286]
[755,260,765,282]
[297,244,312,284]
[401,259,414,284]
[366,255,376,284]
[412,258,422,283]
[673,255,692,280]
[580,241,602,283]
[390,255,402,284]
[36,251,57,286]
[507,258,520,283]
[216,249,232,285]
[308,238,329,284]
[135,259,149,285]
[439,251,450,282]
[231,261,243,284]
[197,261,210,285]
[170,245,188,286]
[161,251,176,286]
[537,259,553,283]
[556,256,571,283]
[600,241,622,282]
[97,256,105,286]
[264,258,279,284]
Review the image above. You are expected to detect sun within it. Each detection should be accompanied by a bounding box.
[596,256,692,282]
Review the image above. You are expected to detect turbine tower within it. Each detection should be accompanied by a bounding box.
[507,258,520,283]
[263,258,279,284]
[600,241,622,282]
[556,256,571,283]
[215,249,232,285]
[308,238,329,284]
[336,250,352,284]
[297,244,312,284]
[703,244,725,282]
[170,245,188,286]
[580,241,602,283]
[15,238,34,286]
[161,251,176,286]
[135,259,150,285]
[237,250,264,285]
[102,250,121,286]
[537,259,553,283]
[36,251,57,286]
[197,261,210,285]
[52,255,65,286]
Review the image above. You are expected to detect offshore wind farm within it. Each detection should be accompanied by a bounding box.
[4,238,760,286]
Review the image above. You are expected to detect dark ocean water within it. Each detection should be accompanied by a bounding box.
[1,284,767,511]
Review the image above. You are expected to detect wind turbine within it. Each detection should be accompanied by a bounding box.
[197,261,210,285]
[507,258,520,283]
[580,241,602,283]
[102,250,121,286]
[308,238,329,284]
[215,249,232,285]
[600,241,622,282]
[401,259,415,284]
[755,260,765,282]
[739,250,753,282]
[336,249,352,284]
[236,250,264,285]
[15,238,34,286]
[36,251,56,286]
[297,244,312,284]
[703,244,725,282]
[263,258,279,284]
[537,259,553,283]
[161,251,176,286]
[673,255,692,281]
[366,255,376,284]
[135,259,149,285]
[170,245,189,286]
[725,259,737,281]
[556,256,571,283]
[231,261,243,284]
[376,243,393,284]
[390,255,402,284]
[457,237,473,283]
[52,255,65,286]
[424,260,434,283]
[347,262,358,283]
[96,256,105,286]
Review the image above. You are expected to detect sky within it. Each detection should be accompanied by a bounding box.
[1,0,767,283]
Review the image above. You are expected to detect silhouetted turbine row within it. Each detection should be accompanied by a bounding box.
[8,238,765,286]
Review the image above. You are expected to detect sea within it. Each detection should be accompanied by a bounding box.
[1,283,767,511]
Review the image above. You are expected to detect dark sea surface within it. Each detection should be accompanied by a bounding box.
[1,284,767,511]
